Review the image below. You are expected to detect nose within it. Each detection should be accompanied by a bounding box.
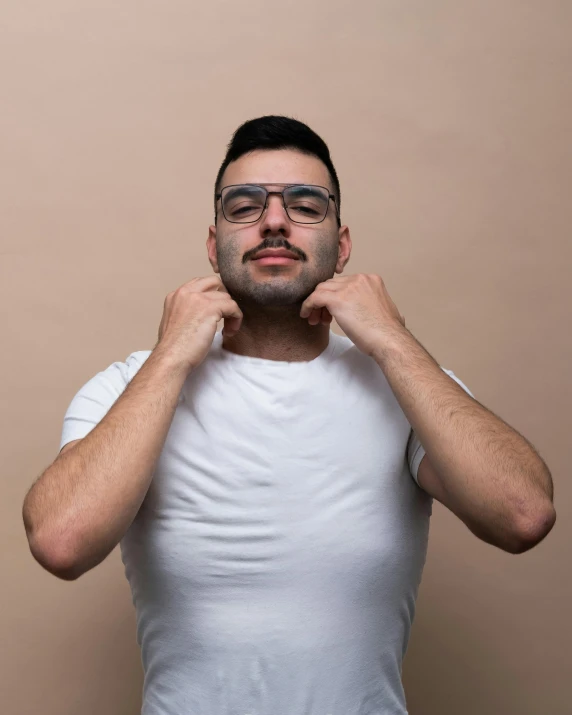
[259,193,291,236]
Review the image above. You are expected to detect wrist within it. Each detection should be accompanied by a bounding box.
[370,325,413,367]
[151,343,194,378]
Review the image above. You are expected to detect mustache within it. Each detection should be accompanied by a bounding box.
[243,241,306,263]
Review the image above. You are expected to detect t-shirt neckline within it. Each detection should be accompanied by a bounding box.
[213,329,339,368]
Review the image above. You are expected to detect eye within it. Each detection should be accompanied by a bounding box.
[288,203,322,215]
[228,203,261,217]
[295,206,320,214]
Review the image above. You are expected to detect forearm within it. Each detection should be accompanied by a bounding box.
[372,327,555,537]
[23,347,189,579]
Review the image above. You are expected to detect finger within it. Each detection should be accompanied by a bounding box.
[222,300,243,336]
[215,280,231,294]
[308,308,322,325]
[320,307,332,325]
[301,296,331,319]
[300,297,318,319]
[223,316,241,336]
[177,275,223,293]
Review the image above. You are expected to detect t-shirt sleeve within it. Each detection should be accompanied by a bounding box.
[407,367,475,486]
[59,351,151,452]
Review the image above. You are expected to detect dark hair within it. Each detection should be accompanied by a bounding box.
[214,115,341,226]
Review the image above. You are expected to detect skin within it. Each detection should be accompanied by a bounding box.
[206,149,352,362]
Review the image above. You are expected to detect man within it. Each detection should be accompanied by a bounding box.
[23,115,556,714]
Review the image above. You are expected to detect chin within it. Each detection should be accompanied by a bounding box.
[238,286,309,308]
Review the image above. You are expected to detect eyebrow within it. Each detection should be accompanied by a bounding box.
[223,185,264,201]
[223,184,326,198]
[285,185,325,197]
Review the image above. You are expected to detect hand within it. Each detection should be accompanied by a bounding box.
[155,276,243,373]
[300,273,406,358]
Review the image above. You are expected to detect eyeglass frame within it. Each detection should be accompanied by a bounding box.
[214,183,341,227]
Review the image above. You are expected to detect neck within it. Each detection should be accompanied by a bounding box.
[221,306,330,362]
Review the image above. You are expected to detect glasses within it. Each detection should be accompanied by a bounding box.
[215,183,340,225]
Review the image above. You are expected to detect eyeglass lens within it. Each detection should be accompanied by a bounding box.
[221,185,329,223]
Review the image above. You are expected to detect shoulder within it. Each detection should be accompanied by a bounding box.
[73,349,153,397]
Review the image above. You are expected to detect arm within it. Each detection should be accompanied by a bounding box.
[372,327,556,555]
[22,347,189,580]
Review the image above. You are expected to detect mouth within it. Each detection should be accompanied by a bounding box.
[252,256,299,266]
[251,249,300,266]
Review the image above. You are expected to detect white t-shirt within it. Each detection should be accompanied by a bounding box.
[60,330,474,715]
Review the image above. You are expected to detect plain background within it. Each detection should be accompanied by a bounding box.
[2,2,570,713]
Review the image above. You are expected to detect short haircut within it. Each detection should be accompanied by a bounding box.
[214,115,341,226]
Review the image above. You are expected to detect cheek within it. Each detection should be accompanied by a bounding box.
[312,232,340,264]
[217,229,261,263]
[214,238,243,269]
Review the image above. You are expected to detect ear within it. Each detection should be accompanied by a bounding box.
[207,226,219,273]
[335,225,352,274]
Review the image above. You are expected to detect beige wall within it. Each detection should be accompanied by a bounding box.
[2,2,570,713]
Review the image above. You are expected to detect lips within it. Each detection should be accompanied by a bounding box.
[252,249,299,260]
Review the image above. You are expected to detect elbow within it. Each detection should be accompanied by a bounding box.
[23,498,87,581]
[510,504,557,555]
[26,527,85,581]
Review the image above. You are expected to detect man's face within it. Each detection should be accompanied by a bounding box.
[207,149,351,310]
